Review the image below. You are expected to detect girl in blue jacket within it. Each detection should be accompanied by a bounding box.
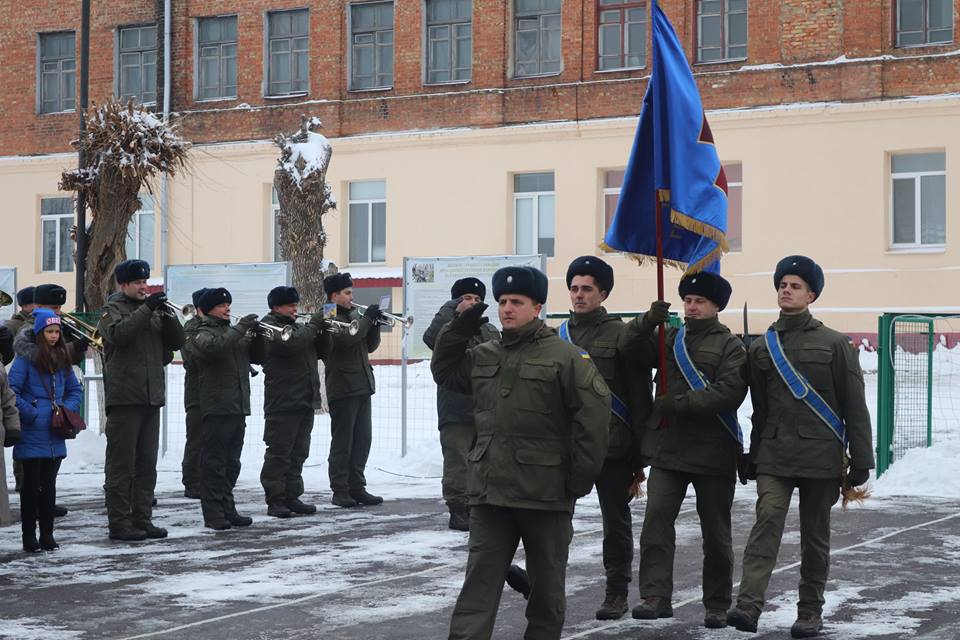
[9,309,82,552]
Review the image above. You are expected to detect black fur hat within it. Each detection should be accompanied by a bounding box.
[565,256,614,295]
[268,286,300,308]
[774,255,824,299]
[492,266,548,304]
[115,259,151,284]
[16,286,35,307]
[323,272,353,296]
[198,288,232,314]
[678,272,732,311]
[191,288,209,308]
[33,284,67,306]
[450,277,486,302]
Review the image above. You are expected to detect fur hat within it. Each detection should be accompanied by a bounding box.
[115,259,151,284]
[191,288,209,308]
[678,272,732,311]
[33,308,62,334]
[34,284,67,306]
[323,272,353,296]
[198,288,232,314]
[16,286,35,307]
[566,256,614,295]
[774,255,824,299]
[492,266,548,304]
[268,286,300,308]
[450,277,486,302]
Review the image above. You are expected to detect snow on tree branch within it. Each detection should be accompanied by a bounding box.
[274,115,333,192]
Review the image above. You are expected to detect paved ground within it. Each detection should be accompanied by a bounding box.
[1,480,958,640]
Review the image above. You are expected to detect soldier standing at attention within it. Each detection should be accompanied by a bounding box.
[432,265,611,640]
[99,260,184,541]
[179,288,207,499]
[422,277,500,531]
[727,255,874,638]
[629,271,747,629]
[323,273,383,508]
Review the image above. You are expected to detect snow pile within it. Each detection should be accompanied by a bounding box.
[872,439,960,498]
[276,116,333,191]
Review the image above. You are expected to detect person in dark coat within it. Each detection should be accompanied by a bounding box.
[8,309,82,552]
[0,286,34,365]
[179,288,207,499]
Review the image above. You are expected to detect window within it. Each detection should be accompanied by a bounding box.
[896,0,953,46]
[350,2,394,90]
[125,194,155,262]
[891,152,946,248]
[514,0,562,77]
[426,0,472,83]
[271,187,284,261]
[41,197,74,273]
[696,0,747,62]
[514,172,555,257]
[597,0,646,70]
[197,16,238,100]
[602,169,623,251]
[117,25,157,104]
[349,180,387,263]
[723,163,742,252]
[38,32,76,114]
[267,9,309,96]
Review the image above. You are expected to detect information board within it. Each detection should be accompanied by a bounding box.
[164,262,291,320]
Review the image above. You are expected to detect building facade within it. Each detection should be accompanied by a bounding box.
[1,0,958,333]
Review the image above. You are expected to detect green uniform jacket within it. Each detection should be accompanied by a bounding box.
[323,306,381,403]
[748,310,875,479]
[257,311,331,415]
[98,293,185,410]
[630,315,748,478]
[431,318,612,513]
[562,307,653,464]
[422,299,500,428]
[180,316,202,412]
[6,311,88,367]
[193,316,255,418]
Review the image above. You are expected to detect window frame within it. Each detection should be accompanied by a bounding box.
[895,0,954,48]
[348,1,396,92]
[348,180,388,265]
[125,194,156,262]
[695,0,748,64]
[601,169,624,252]
[723,162,743,253]
[271,186,284,262]
[513,0,563,78]
[264,7,310,98]
[595,0,647,72]
[115,24,158,106]
[40,196,75,273]
[889,153,947,250]
[423,0,473,85]
[36,31,77,115]
[194,15,239,102]
[513,172,556,257]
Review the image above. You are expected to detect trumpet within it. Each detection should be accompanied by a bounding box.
[239,315,293,342]
[60,312,104,352]
[351,303,412,328]
[0,290,12,308]
[164,301,197,319]
[294,313,360,337]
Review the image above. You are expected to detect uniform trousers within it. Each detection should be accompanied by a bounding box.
[327,396,372,494]
[104,405,160,531]
[594,456,635,595]
[200,414,246,522]
[439,422,474,506]
[260,409,314,506]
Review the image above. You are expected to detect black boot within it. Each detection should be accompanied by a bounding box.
[331,491,357,508]
[632,596,673,620]
[350,489,383,506]
[727,603,761,633]
[285,499,317,515]
[596,592,629,620]
[53,504,68,518]
[268,503,294,518]
[39,532,59,551]
[133,521,169,539]
[22,531,40,553]
[227,512,253,527]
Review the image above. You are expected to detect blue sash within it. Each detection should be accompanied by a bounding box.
[672,325,744,446]
[559,321,632,427]
[763,329,846,445]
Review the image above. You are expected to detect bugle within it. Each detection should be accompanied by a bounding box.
[351,303,412,328]
[60,312,104,351]
[295,312,360,336]
[164,300,197,319]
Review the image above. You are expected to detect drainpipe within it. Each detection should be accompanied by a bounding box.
[160,0,171,272]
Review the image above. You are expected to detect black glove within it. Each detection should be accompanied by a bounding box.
[3,428,21,447]
[652,394,680,416]
[362,304,381,322]
[450,302,489,335]
[640,300,671,331]
[0,325,11,344]
[846,467,870,488]
[738,452,758,485]
[307,311,326,332]
[145,291,168,311]
[237,313,260,330]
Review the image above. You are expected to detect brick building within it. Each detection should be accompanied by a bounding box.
[1,0,959,331]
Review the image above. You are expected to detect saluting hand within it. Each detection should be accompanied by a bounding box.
[451,302,489,335]
[145,291,168,311]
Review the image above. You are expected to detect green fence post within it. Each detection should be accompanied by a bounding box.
[927,319,934,448]
[876,313,893,477]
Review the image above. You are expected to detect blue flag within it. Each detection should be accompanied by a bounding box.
[602,0,729,274]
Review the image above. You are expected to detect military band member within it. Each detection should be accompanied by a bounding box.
[99,260,184,541]
[179,288,207,499]
[629,272,747,629]
[257,286,330,518]
[192,288,261,531]
[727,256,874,638]
[432,265,611,640]
[323,273,383,508]
[560,256,652,620]
[422,277,500,531]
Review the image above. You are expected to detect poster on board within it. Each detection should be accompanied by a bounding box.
[0,268,16,322]
[164,262,291,320]
[403,254,546,361]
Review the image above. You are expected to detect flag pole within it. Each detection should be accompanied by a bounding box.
[655,190,668,396]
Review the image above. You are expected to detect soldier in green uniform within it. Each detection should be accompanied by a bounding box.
[257,285,330,518]
[726,255,874,638]
[99,260,184,541]
[629,271,747,629]
[323,273,383,508]
[559,256,652,620]
[422,277,500,531]
[192,287,261,531]
[0,286,34,365]
[432,265,611,640]
[179,288,207,499]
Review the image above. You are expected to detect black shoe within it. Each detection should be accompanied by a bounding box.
[53,504,68,518]
[184,489,201,500]
[204,519,232,531]
[134,522,169,539]
[506,565,531,600]
[227,513,253,527]
[286,499,317,515]
[268,504,294,518]
[350,489,383,506]
[332,492,357,508]
[39,533,59,551]
[22,533,41,553]
[109,527,149,542]
[704,608,728,629]
[727,603,761,633]
[632,596,673,620]
[790,610,823,638]
[596,592,629,620]
[448,503,470,531]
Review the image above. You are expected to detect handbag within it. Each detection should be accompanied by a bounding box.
[40,370,86,440]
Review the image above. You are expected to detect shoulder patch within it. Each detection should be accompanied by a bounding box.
[592,375,610,397]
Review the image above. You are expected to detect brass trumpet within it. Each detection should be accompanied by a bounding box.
[164,301,197,318]
[165,300,291,341]
[0,290,12,308]
[60,312,104,352]
[294,312,360,336]
[351,303,412,328]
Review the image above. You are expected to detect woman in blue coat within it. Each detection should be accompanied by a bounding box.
[9,309,82,552]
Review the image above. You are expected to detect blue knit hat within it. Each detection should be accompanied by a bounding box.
[33,308,61,334]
